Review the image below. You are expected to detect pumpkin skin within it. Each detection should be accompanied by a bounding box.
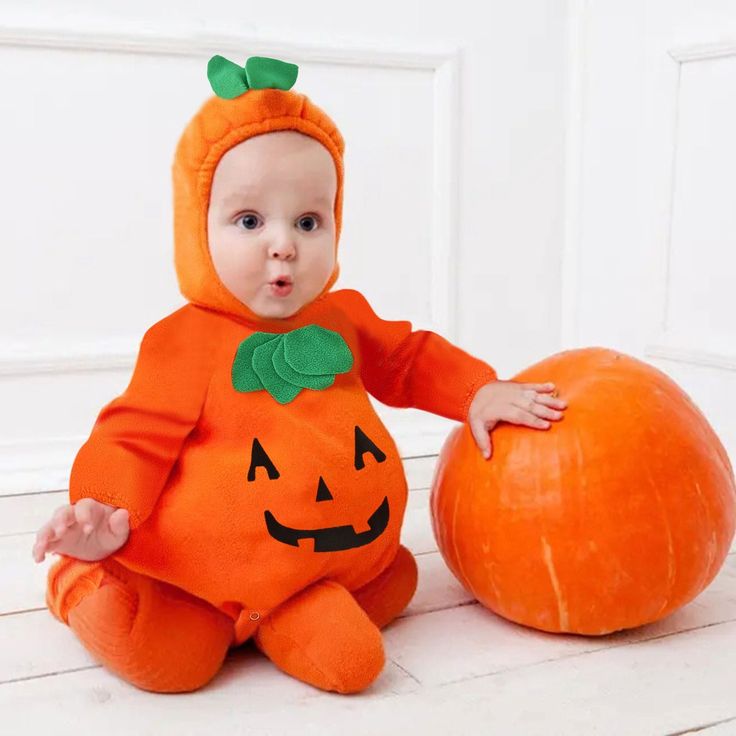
[430,347,736,635]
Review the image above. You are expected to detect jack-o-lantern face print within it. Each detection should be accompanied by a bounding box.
[247,425,390,552]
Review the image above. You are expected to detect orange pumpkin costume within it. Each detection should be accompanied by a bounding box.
[45,57,498,694]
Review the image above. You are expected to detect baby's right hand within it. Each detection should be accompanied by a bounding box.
[32,498,130,563]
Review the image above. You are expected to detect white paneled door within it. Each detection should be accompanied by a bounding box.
[567,0,736,461]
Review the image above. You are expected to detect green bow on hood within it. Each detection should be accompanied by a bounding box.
[207,54,299,99]
[232,324,354,405]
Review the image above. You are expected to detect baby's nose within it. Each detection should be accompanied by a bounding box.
[269,241,296,258]
[268,237,296,259]
[270,247,295,260]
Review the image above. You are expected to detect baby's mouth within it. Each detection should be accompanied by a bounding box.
[269,276,294,297]
[269,274,293,286]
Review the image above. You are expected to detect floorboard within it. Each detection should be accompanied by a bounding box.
[2,454,735,735]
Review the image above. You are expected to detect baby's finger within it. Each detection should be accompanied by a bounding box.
[74,498,101,535]
[51,505,76,536]
[535,393,567,409]
[35,521,58,548]
[32,538,47,562]
[531,402,565,421]
[527,382,556,393]
[107,509,130,548]
[34,535,62,562]
[107,508,130,539]
[510,406,550,429]
[36,521,55,542]
[514,392,562,420]
[32,522,57,561]
[38,536,66,561]
[468,417,492,459]
[32,544,44,563]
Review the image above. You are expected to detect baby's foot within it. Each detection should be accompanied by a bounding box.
[32,498,130,563]
[254,579,385,693]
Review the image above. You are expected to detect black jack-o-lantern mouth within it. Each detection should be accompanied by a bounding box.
[264,496,389,552]
[247,425,392,552]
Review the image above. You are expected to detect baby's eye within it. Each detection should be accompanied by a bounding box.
[297,215,319,232]
[237,213,261,230]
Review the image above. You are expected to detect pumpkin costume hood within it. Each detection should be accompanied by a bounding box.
[172,59,345,330]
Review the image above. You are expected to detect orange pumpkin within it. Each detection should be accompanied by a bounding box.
[430,347,736,635]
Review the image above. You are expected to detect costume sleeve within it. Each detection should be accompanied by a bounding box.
[68,306,215,529]
[334,289,498,423]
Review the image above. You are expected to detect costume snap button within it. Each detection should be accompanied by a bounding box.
[249,611,260,621]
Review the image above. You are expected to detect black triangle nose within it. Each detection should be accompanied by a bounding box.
[316,476,333,502]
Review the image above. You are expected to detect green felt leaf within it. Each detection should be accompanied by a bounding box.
[283,325,354,375]
[207,55,250,99]
[272,339,335,390]
[252,338,302,405]
[231,332,279,392]
[231,325,352,404]
[244,56,299,91]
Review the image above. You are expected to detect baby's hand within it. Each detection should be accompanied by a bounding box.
[468,380,568,460]
[31,498,130,563]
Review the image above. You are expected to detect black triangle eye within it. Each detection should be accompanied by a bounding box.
[316,476,333,502]
[354,425,386,470]
[248,437,280,481]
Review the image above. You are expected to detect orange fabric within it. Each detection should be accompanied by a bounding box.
[68,291,496,618]
[253,579,385,694]
[172,87,345,325]
[54,84,498,692]
[351,544,418,630]
[47,555,237,693]
[47,543,417,693]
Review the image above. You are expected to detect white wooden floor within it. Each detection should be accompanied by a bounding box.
[2,455,736,736]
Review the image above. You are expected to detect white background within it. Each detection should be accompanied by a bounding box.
[1,0,734,493]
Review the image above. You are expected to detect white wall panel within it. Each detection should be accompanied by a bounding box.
[0,2,569,492]
[568,0,736,466]
[659,54,736,355]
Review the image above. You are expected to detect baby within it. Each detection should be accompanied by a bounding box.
[32,55,566,695]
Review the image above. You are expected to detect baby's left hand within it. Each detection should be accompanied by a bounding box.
[467,380,568,460]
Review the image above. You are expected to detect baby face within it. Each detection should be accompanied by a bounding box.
[207,130,337,319]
